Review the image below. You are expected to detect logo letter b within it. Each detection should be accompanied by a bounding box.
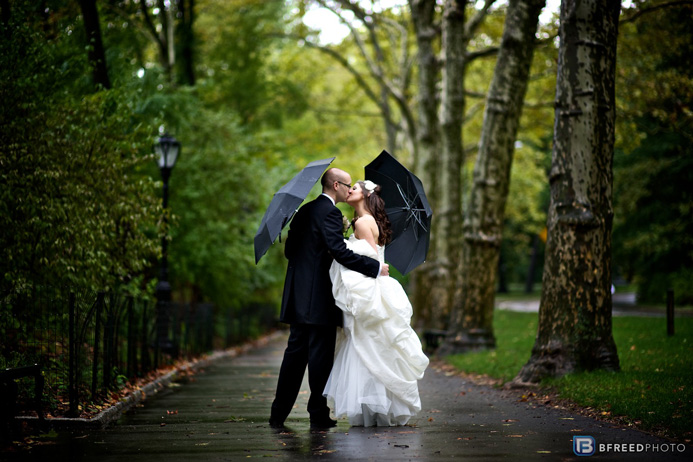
[574,436,596,456]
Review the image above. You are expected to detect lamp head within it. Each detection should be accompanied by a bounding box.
[154,133,180,170]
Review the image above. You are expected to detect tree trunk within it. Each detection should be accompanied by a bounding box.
[437,0,467,329]
[176,0,195,86]
[1,0,10,27]
[409,0,445,329]
[161,0,176,84]
[140,0,172,83]
[439,0,545,354]
[78,0,111,89]
[514,0,621,384]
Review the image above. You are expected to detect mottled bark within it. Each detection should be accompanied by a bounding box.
[439,0,545,354]
[409,0,444,328]
[78,0,111,89]
[514,0,621,383]
[437,0,467,329]
[410,0,497,330]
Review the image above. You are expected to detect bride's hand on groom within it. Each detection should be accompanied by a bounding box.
[380,263,390,277]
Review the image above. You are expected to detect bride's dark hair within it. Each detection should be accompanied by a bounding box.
[358,181,392,246]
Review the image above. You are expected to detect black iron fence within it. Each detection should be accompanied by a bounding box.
[0,287,278,418]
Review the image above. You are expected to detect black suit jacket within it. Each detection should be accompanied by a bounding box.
[279,195,380,326]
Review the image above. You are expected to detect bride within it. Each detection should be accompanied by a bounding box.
[323,180,429,426]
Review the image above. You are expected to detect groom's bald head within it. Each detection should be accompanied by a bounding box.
[321,168,353,203]
[321,168,350,189]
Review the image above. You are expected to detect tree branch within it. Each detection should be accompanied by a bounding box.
[465,89,487,99]
[312,1,416,145]
[466,46,499,61]
[464,0,497,40]
[140,0,166,59]
[299,37,399,128]
[620,0,693,24]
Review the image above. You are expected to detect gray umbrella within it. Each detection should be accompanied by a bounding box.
[254,157,335,264]
[365,150,432,275]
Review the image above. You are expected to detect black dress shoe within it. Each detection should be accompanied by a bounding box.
[310,417,337,429]
[269,418,285,429]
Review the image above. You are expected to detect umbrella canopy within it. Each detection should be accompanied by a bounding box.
[365,150,433,275]
[254,157,335,263]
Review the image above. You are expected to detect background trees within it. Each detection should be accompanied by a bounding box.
[293,1,548,331]
[1,0,691,382]
[441,0,546,353]
[612,4,693,306]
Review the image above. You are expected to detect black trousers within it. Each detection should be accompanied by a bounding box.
[270,323,336,423]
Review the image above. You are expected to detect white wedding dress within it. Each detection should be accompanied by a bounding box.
[324,235,429,426]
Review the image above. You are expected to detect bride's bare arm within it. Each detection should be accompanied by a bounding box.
[354,216,379,253]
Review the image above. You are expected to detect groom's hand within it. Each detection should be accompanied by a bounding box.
[379,263,389,277]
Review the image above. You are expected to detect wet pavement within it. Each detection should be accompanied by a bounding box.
[497,292,693,318]
[2,331,690,461]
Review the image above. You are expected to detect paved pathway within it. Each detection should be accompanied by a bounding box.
[497,292,693,318]
[2,332,690,461]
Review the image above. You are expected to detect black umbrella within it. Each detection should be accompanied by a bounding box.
[254,157,335,263]
[365,150,433,275]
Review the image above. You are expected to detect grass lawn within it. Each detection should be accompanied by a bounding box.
[445,309,693,441]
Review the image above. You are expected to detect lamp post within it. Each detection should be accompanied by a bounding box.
[154,133,180,356]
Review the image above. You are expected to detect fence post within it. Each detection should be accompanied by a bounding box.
[68,292,79,417]
[206,304,214,351]
[667,289,675,336]
[92,292,105,398]
[103,294,113,390]
[226,307,233,348]
[140,300,150,376]
[127,296,135,378]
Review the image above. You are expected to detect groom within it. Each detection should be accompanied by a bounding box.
[269,167,389,429]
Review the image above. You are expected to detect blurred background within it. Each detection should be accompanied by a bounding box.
[1,0,691,417]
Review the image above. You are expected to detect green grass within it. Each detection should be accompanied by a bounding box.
[445,310,693,441]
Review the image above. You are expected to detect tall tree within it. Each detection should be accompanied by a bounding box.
[439,0,545,353]
[408,0,443,326]
[514,0,621,384]
[78,0,111,89]
[410,0,498,329]
[176,0,196,86]
[138,0,177,84]
[437,0,467,327]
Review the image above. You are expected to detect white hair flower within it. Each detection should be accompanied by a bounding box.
[363,180,378,195]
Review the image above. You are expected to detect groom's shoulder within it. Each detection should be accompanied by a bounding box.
[295,195,328,219]
[304,195,333,212]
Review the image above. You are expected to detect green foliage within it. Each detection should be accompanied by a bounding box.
[447,310,693,440]
[166,104,289,308]
[613,6,693,304]
[196,0,301,128]
[0,7,160,292]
